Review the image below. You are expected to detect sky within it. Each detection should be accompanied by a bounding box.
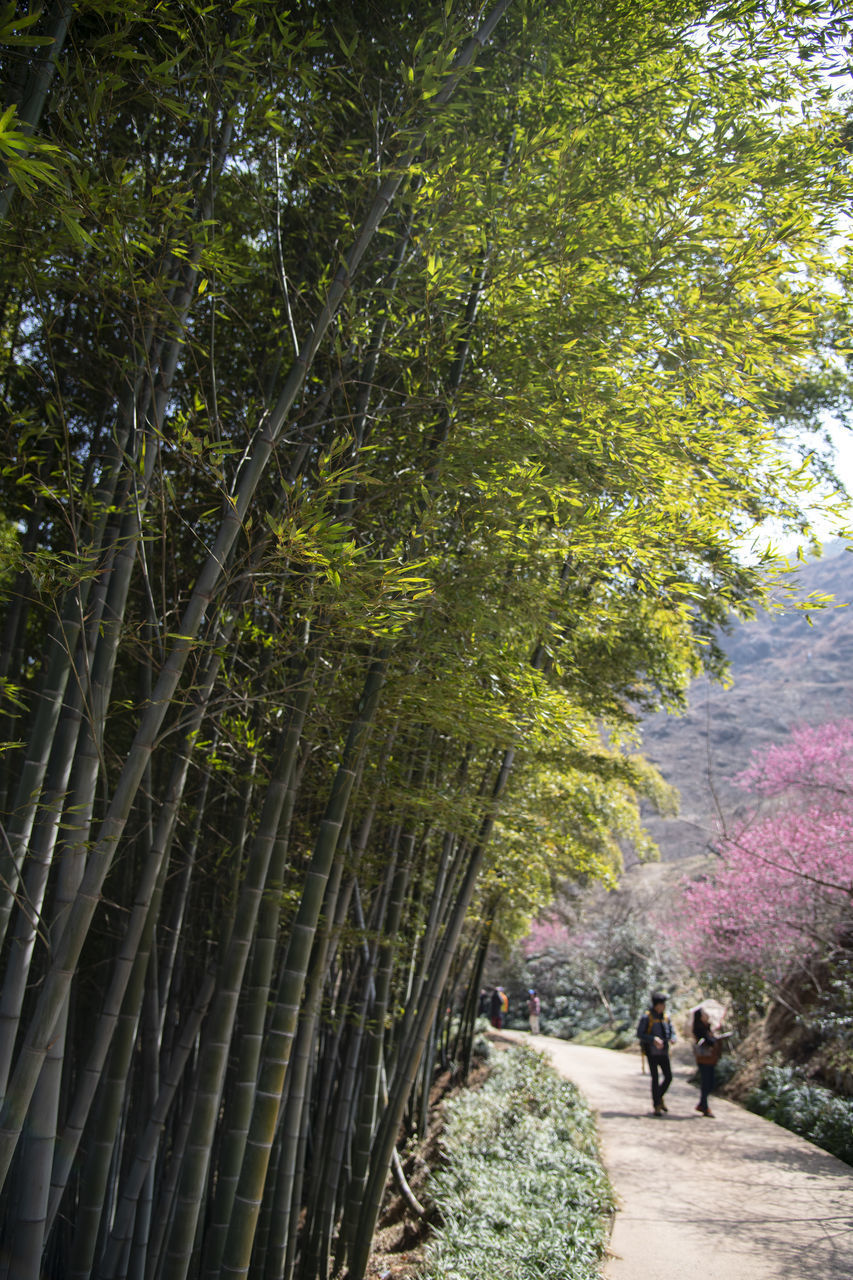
[767,417,853,557]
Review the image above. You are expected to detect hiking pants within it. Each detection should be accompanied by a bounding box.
[648,1053,672,1107]
[698,1063,715,1111]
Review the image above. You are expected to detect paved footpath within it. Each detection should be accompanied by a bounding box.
[499,1031,853,1279]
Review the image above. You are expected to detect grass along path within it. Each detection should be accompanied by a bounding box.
[419,1043,614,1280]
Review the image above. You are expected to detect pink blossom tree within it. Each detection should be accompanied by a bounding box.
[676,720,853,995]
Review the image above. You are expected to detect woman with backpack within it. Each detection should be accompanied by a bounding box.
[692,1005,721,1117]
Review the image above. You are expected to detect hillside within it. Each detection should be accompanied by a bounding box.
[636,545,853,866]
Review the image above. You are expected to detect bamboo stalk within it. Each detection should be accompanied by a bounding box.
[210,656,387,1280]
[155,687,314,1280]
[348,748,516,1280]
[43,623,234,1233]
[336,845,412,1272]
[96,971,217,1280]
[199,726,311,1277]
[234,853,346,1280]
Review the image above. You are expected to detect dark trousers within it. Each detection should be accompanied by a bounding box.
[648,1053,672,1107]
[698,1063,715,1111]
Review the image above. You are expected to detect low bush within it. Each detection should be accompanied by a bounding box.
[746,1061,853,1166]
[422,1045,613,1280]
[543,1015,575,1040]
[571,1023,633,1051]
[471,1025,493,1062]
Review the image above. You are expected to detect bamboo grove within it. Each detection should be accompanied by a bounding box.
[0,1,850,1277]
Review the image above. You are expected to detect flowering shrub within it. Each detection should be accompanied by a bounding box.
[523,918,573,956]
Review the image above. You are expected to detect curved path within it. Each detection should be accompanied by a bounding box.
[498,1031,853,1279]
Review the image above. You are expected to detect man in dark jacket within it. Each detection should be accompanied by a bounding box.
[636,992,675,1115]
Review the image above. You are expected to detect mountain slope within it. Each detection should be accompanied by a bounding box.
[636,547,853,865]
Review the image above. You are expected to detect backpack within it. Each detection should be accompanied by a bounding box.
[642,1011,670,1055]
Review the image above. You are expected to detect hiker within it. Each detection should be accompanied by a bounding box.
[636,991,675,1115]
[692,1006,721,1117]
[490,986,508,1029]
[527,988,541,1034]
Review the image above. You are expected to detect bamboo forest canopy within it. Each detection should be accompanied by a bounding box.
[0,1,851,1277]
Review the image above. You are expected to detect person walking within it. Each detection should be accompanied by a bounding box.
[527,988,541,1034]
[692,1005,721,1117]
[637,991,675,1115]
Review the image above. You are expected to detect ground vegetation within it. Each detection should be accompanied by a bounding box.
[421,1042,613,1280]
[745,1059,853,1164]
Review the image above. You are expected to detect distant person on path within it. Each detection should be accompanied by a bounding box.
[637,991,675,1115]
[490,986,508,1029]
[692,1006,721,1117]
[527,988,541,1034]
